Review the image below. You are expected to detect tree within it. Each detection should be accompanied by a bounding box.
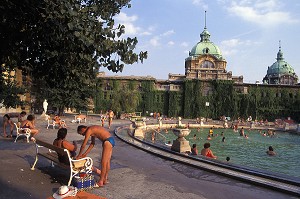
[0,0,147,112]
[0,65,25,109]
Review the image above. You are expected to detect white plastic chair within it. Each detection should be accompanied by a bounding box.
[14,123,31,143]
[47,119,56,129]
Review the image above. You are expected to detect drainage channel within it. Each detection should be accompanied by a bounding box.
[114,127,300,197]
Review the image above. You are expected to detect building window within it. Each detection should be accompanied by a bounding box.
[201,60,214,68]
[203,48,210,54]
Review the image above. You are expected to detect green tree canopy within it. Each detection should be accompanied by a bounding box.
[0,0,147,111]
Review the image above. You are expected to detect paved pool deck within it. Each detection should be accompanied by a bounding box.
[0,114,298,199]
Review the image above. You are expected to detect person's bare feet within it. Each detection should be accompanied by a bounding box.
[95,181,104,187]
[104,179,109,184]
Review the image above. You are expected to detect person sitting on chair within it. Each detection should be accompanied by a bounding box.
[54,114,67,128]
[53,128,100,174]
[53,128,77,164]
[18,111,27,123]
[21,114,39,141]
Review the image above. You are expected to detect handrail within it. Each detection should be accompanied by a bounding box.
[147,126,167,143]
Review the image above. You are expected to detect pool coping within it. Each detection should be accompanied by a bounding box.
[115,126,300,197]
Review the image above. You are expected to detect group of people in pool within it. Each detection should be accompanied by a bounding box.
[188,126,277,160]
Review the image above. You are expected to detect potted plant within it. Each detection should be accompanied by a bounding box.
[173,125,190,139]
[132,117,146,128]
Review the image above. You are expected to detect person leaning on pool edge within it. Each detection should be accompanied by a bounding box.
[201,142,217,159]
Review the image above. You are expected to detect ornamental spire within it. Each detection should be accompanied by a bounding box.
[204,10,207,29]
[277,40,284,61]
[200,11,210,42]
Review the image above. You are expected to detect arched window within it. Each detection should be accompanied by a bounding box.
[203,48,210,54]
[201,60,214,68]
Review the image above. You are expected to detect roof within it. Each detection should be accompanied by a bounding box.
[266,47,297,76]
[188,27,224,60]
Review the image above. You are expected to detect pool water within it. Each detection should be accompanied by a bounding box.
[146,128,300,178]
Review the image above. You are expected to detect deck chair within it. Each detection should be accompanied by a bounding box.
[14,123,31,143]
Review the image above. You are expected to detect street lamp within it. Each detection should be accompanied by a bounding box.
[255,81,259,121]
[205,102,210,122]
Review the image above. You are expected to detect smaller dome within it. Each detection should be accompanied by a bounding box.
[263,44,298,85]
[267,61,295,76]
[266,48,296,76]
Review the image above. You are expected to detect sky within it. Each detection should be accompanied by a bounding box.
[101,0,300,84]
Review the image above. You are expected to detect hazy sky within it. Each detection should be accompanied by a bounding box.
[101,0,300,84]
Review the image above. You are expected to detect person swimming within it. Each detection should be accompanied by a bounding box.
[222,137,225,142]
[266,146,276,156]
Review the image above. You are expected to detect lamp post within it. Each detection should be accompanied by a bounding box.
[205,102,210,122]
[255,81,259,121]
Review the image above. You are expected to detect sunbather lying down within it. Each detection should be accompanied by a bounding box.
[71,115,86,123]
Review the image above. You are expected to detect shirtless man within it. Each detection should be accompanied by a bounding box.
[76,125,115,187]
[107,110,114,129]
[3,114,14,137]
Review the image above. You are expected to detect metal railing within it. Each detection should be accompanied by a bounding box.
[146,126,167,144]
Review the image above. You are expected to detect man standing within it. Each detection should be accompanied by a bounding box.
[107,110,114,129]
[76,125,115,187]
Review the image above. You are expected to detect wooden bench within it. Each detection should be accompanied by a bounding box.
[31,139,93,186]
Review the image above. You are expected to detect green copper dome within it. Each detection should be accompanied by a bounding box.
[189,28,224,60]
[266,48,296,76]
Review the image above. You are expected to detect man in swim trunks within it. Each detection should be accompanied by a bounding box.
[76,125,115,187]
[107,110,114,129]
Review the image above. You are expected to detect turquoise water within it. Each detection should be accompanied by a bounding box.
[146,128,300,178]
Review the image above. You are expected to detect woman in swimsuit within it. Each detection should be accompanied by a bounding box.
[21,114,39,139]
[53,128,77,164]
[201,142,217,159]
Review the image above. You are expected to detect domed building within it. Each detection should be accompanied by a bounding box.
[168,13,243,83]
[263,43,298,85]
[184,24,231,80]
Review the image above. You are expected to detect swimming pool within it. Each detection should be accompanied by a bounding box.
[145,127,300,178]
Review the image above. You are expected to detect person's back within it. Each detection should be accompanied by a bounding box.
[201,142,217,159]
[191,144,198,155]
[53,115,60,123]
[53,128,77,164]
[266,146,276,156]
[85,125,111,141]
